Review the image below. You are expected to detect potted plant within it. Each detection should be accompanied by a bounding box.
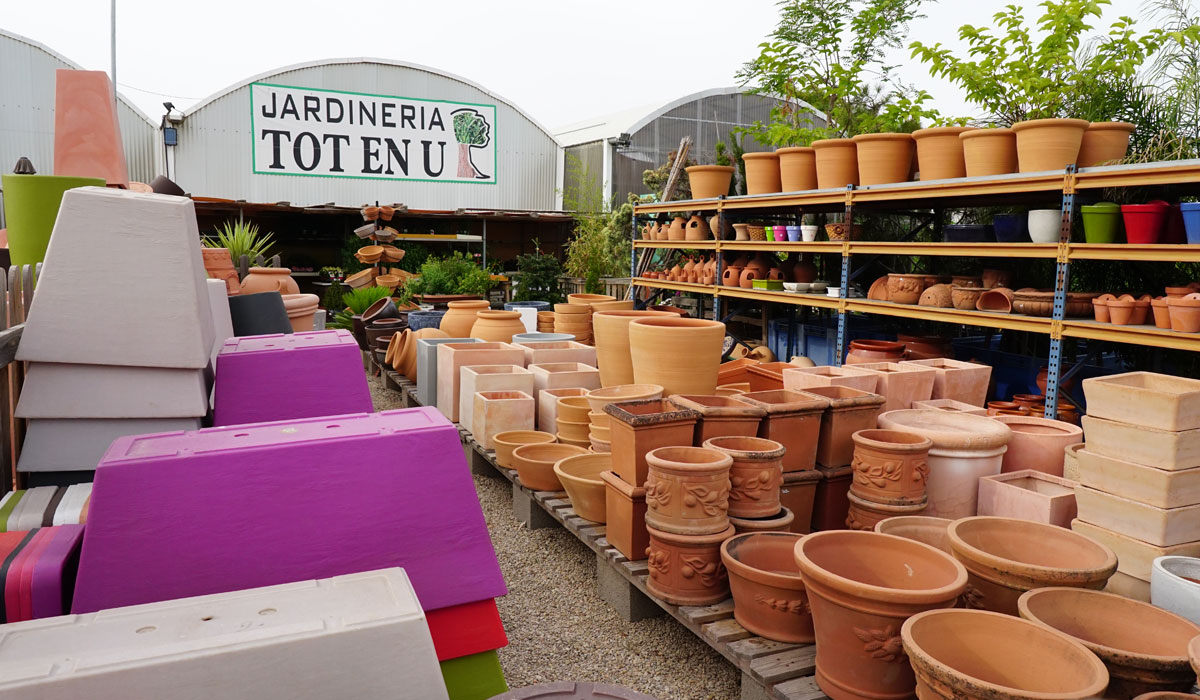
[202,219,276,267]
[512,243,565,305]
[396,252,495,306]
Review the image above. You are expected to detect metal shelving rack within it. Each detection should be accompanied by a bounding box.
[630,158,1200,416]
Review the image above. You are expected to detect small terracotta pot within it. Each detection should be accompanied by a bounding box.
[201,247,241,295]
[886,273,925,305]
[853,133,915,186]
[1078,121,1136,168]
[846,491,927,531]
[951,286,983,311]
[554,452,612,523]
[850,429,933,505]
[812,138,859,189]
[511,442,589,491]
[845,339,906,365]
[1093,293,1115,323]
[440,299,491,337]
[743,152,782,195]
[722,532,813,643]
[646,523,736,606]
[1152,297,1172,329]
[644,446,732,535]
[628,317,725,397]
[874,515,953,553]
[776,147,817,192]
[686,165,735,199]
[1167,295,1200,333]
[1012,118,1091,173]
[703,435,786,519]
[493,430,556,468]
[961,128,1018,177]
[729,507,795,535]
[977,287,1014,313]
[913,127,972,181]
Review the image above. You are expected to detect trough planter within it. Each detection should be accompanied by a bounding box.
[782,365,878,394]
[1075,486,1200,547]
[976,470,1078,527]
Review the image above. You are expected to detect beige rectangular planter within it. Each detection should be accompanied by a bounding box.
[902,358,992,407]
[782,365,878,394]
[1104,570,1151,603]
[850,362,936,413]
[910,398,988,416]
[458,365,533,437]
[1063,443,1084,481]
[977,469,1078,528]
[515,340,597,367]
[1083,371,1200,432]
[435,342,525,423]
[1080,415,1200,471]
[1077,447,1200,509]
[1072,517,1200,581]
[538,387,587,434]
[472,391,535,450]
[528,362,601,395]
[1075,485,1200,546]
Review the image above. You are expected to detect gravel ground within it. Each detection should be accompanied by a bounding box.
[367,373,739,700]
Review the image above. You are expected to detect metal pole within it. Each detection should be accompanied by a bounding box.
[1045,165,1077,419]
[110,0,117,95]
[481,219,487,267]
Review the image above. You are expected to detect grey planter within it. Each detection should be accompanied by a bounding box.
[416,337,483,408]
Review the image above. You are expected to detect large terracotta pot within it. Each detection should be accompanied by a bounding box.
[991,415,1083,476]
[947,516,1117,615]
[902,608,1110,700]
[1078,121,1136,168]
[667,217,687,241]
[568,293,616,306]
[554,452,612,523]
[470,310,526,342]
[686,164,735,199]
[722,532,813,643]
[1012,118,1091,173]
[646,523,736,606]
[852,133,915,186]
[887,274,925,305]
[685,215,712,241]
[874,515,953,553]
[1018,587,1200,699]
[440,299,491,337]
[743,152,782,194]
[812,138,859,189]
[202,248,241,295]
[913,127,972,181]
[644,446,732,535]
[511,442,589,491]
[283,293,321,332]
[794,530,968,700]
[398,327,448,380]
[777,147,817,192]
[960,128,1018,177]
[239,267,300,295]
[850,429,933,505]
[592,310,674,387]
[628,317,725,397]
[702,436,786,519]
[846,339,906,365]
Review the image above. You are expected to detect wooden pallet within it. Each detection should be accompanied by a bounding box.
[365,353,420,407]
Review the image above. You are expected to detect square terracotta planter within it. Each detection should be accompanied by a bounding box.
[782,365,879,394]
[601,470,649,561]
[1081,415,1200,471]
[977,469,1078,527]
[851,362,936,412]
[668,395,765,444]
[538,387,588,434]
[1072,517,1200,581]
[902,358,992,407]
[801,385,887,469]
[1082,371,1200,432]
[810,464,853,531]
[1075,486,1200,546]
[735,389,829,472]
[911,398,988,416]
[780,469,822,534]
[473,390,535,450]
[458,365,534,437]
[528,362,601,395]
[747,361,808,392]
[718,358,761,386]
[605,399,700,488]
[436,342,525,423]
[515,340,597,367]
[1077,447,1200,509]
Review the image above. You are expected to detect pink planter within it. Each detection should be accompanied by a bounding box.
[992,415,1083,476]
[977,469,1078,527]
[901,358,992,407]
[851,362,937,413]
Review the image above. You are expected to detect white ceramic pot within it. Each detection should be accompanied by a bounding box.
[801,225,819,242]
[1152,555,1200,624]
[1028,209,1062,243]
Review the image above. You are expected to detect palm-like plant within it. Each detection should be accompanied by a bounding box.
[202,219,277,265]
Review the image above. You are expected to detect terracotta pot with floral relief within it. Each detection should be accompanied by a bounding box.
[850,429,933,505]
[647,523,736,606]
[703,435,786,519]
[887,274,925,305]
[202,247,241,295]
[722,532,813,643]
[644,446,732,535]
[846,492,928,531]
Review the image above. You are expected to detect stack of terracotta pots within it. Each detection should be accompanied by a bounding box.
[536,310,555,333]
[553,303,592,344]
[555,396,592,449]
[846,429,933,530]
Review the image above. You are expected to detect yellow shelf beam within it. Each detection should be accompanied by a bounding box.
[632,241,718,250]
[1074,160,1200,190]
[848,242,1058,258]
[843,299,1054,333]
[720,241,845,253]
[1063,319,1200,352]
[716,287,842,309]
[631,278,716,295]
[1068,243,1200,262]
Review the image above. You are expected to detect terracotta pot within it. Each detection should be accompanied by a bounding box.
[669,394,765,444]
[511,442,589,491]
[605,397,697,489]
[202,247,241,295]
[440,300,491,337]
[1167,295,1200,332]
[647,523,736,606]
[804,385,887,469]
[239,267,300,295]
[902,608,1110,700]
[1078,121,1136,168]
[643,446,732,535]
[845,339,906,365]
[628,317,725,396]
[283,293,321,332]
[914,127,972,181]
[874,515,953,553]
[554,453,611,523]
[602,470,649,561]
[730,506,796,535]
[850,429,933,506]
[853,133,915,186]
[919,284,953,308]
[686,165,735,199]
[794,531,968,700]
[722,532,813,642]
[1153,296,1172,329]
[667,216,686,241]
[777,147,817,192]
[992,415,1083,476]
[736,389,829,472]
[961,128,1018,177]
[398,327,448,380]
[591,310,674,387]
[977,287,1014,313]
[470,310,525,342]
[1012,118,1090,173]
[887,273,925,305]
[703,436,786,519]
[948,516,1117,615]
[685,215,712,241]
[493,430,556,468]
[1018,587,1200,699]
[846,491,928,531]
[743,152,782,194]
[812,138,859,189]
[722,265,744,287]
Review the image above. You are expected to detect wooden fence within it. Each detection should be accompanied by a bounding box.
[0,264,38,491]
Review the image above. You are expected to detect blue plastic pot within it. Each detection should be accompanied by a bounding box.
[786,225,801,242]
[406,310,446,331]
[505,301,551,312]
[1182,202,1200,244]
[993,213,1031,243]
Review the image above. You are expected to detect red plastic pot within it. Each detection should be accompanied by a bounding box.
[1121,201,1170,244]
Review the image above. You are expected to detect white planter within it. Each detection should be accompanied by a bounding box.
[1027,209,1062,243]
[1152,556,1200,624]
[458,365,533,436]
[801,225,819,242]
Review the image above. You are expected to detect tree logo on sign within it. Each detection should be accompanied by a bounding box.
[452,108,492,180]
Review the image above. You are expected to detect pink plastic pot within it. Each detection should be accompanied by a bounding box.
[1121,202,1170,245]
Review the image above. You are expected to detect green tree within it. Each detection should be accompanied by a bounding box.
[513,240,565,304]
[562,154,632,293]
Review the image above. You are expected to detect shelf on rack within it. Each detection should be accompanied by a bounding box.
[1063,319,1200,352]
[720,241,845,253]
[847,242,1059,258]
[632,240,719,250]
[1068,243,1200,262]
[717,287,841,310]
[839,299,1051,333]
[631,278,716,295]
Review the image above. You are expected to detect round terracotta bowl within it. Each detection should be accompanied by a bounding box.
[1018,587,1200,698]
[493,430,556,468]
[729,507,795,535]
[553,453,611,523]
[557,434,591,450]
[585,384,664,413]
[554,303,592,315]
[587,410,610,428]
[511,443,588,491]
[874,516,953,554]
[948,516,1117,615]
[589,424,611,442]
[902,608,1109,700]
[568,293,616,306]
[556,396,592,423]
[556,418,591,441]
[722,532,812,643]
[590,435,611,453]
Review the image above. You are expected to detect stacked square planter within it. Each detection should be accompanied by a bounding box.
[797,385,886,530]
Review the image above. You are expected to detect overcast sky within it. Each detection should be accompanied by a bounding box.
[3,0,1152,131]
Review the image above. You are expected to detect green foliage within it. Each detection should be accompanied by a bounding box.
[400,252,496,301]
[727,132,747,196]
[321,282,345,311]
[513,241,565,304]
[327,309,354,331]
[394,242,431,273]
[642,150,696,201]
[342,286,392,315]
[715,142,732,166]
[203,219,276,264]
[453,110,490,146]
[563,151,633,293]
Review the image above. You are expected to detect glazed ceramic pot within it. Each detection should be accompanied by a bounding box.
[947,516,1117,615]
[686,165,735,199]
[960,128,1018,177]
[239,267,300,296]
[628,317,725,396]
[703,436,786,519]
[1151,556,1200,625]
[743,152,782,194]
[470,310,526,342]
[812,138,859,189]
[1018,587,1200,699]
[554,452,611,523]
[730,507,796,535]
[202,247,241,295]
[1124,202,1170,244]
[874,515,953,553]
[440,300,491,337]
[902,608,1110,700]
[795,531,968,700]
[1,173,106,265]
[644,446,732,535]
[886,274,925,305]
[647,523,736,605]
[605,397,696,489]
[736,389,829,472]
[913,127,972,181]
[850,429,933,506]
[591,310,675,387]
[228,291,293,337]
[1078,121,1136,168]
[1082,203,1123,243]
[846,491,927,531]
[1027,209,1062,243]
[991,415,1083,476]
[493,430,556,468]
[1012,118,1090,173]
[722,532,813,643]
[777,147,817,192]
[853,133,915,186]
[406,310,446,331]
[669,394,765,444]
[511,442,589,491]
[845,339,906,365]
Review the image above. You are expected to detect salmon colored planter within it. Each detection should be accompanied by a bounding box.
[644,446,732,535]
[744,361,801,392]
[592,310,674,387]
[628,317,725,397]
[846,491,927,531]
[850,429,933,505]
[780,470,821,534]
[776,147,817,192]
[947,516,1117,615]
[1012,118,1090,173]
[686,165,735,200]
[976,470,1078,528]
[554,453,611,523]
[493,430,556,468]
[731,506,797,535]
[795,531,968,700]
[718,358,760,386]
[1018,587,1200,699]
[886,274,925,305]
[511,442,589,492]
[812,138,859,189]
[804,385,887,469]
[1078,121,1136,168]
[602,470,650,561]
[606,398,700,490]
[737,390,828,472]
[470,310,526,342]
[852,133,915,186]
[875,515,953,553]
[851,362,937,413]
[992,415,1083,476]
[902,358,992,407]
[783,365,879,394]
[913,127,972,181]
[668,394,765,444]
[440,299,491,337]
[202,247,241,295]
[960,128,1018,177]
[647,523,736,605]
[902,608,1110,700]
[742,152,782,195]
[473,390,536,450]
[703,436,786,519]
[722,532,813,642]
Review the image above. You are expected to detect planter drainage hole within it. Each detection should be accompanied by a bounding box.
[234,433,250,438]
[135,626,156,634]
[326,424,340,429]
[201,615,215,622]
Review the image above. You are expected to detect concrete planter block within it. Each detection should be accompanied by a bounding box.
[514,341,597,367]
[72,407,506,613]
[782,365,878,394]
[1072,518,1200,581]
[206,279,234,365]
[1083,371,1200,432]
[473,391,535,450]
[1075,485,1200,547]
[17,188,213,369]
[417,338,479,408]
[538,388,587,433]
[1081,415,1200,471]
[528,362,601,395]
[1077,448,1200,509]
[1108,569,1151,603]
[213,330,371,427]
[977,470,1078,527]
[902,358,992,407]
[911,398,988,415]
[437,343,525,423]
[16,364,208,418]
[458,366,533,437]
[851,362,936,412]
[2,568,449,700]
[53,70,128,186]
[1152,556,1200,621]
[18,417,203,472]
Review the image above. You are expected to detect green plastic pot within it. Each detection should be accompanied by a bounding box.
[1080,203,1123,244]
[1,174,105,264]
